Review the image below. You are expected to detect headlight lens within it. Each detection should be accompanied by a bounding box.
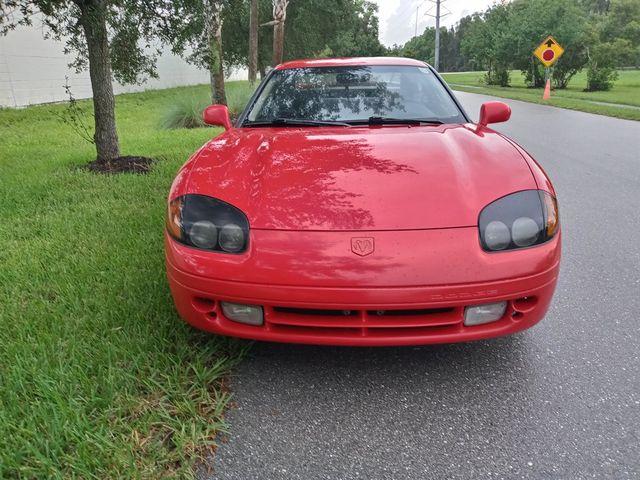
[484,220,511,251]
[166,194,249,253]
[511,216,540,247]
[219,223,245,253]
[479,190,559,252]
[189,220,218,249]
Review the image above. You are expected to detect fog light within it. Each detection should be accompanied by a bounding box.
[464,301,507,326]
[221,302,263,326]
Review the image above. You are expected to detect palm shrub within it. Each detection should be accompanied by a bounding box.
[161,94,209,129]
[161,82,256,129]
[225,82,256,119]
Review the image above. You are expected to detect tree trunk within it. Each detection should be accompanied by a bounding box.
[213,22,226,104]
[272,21,284,66]
[79,1,120,162]
[248,0,259,84]
[204,0,227,105]
[271,0,289,66]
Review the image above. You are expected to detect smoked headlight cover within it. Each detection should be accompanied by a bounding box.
[479,190,558,252]
[166,194,249,253]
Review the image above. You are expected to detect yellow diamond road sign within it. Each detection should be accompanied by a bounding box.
[534,35,565,67]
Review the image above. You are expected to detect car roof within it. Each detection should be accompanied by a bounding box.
[275,57,430,70]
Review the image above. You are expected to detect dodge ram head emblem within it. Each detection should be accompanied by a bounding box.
[351,237,375,256]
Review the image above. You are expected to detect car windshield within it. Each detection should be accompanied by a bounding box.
[243,65,466,125]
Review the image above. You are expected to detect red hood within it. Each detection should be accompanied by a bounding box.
[182,125,535,231]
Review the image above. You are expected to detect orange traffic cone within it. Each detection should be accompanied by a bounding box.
[543,79,551,100]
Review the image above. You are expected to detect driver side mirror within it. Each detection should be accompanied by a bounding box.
[203,104,233,130]
[478,101,511,127]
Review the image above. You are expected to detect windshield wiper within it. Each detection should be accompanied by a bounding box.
[356,116,445,126]
[243,118,352,127]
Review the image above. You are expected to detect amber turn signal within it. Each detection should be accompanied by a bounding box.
[540,191,559,238]
[166,197,183,240]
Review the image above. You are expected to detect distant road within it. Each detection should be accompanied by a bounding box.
[442,71,640,121]
[205,91,640,480]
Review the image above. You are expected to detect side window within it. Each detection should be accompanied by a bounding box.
[419,68,460,118]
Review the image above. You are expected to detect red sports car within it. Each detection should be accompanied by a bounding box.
[165,57,560,346]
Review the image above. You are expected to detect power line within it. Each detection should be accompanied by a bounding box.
[386,0,426,39]
[393,0,424,25]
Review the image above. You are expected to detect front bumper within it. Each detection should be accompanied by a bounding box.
[165,228,560,346]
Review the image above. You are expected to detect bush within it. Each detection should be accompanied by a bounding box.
[553,45,588,89]
[524,62,546,88]
[484,67,510,86]
[585,42,620,91]
[585,63,619,91]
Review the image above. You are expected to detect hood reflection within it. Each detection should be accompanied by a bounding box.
[187,123,535,231]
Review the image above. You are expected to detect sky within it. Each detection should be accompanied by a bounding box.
[372,0,496,47]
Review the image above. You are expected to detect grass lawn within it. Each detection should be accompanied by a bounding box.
[0,81,255,478]
[442,69,640,121]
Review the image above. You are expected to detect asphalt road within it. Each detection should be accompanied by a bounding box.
[205,92,640,479]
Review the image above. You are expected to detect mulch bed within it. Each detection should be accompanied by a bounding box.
[87,155,155,174]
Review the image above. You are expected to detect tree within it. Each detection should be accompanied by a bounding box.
[454,15,478,71]
[400,15,482,72]
[0,0,173,162]
[248,0,259,84]
[329,0,385,57]
[458,0,591,88]
[268,0,289,66]
[504,0,589,89]
[581,0,640,90]
[580,0,611,14]
[402,28,436,64]
[281,0,385,58]
[460,6,512,86]
[600,0,640,66]
[169,0,231,104]
[218,0,271,76]
[222,0,385,74]
[203,0,227,104]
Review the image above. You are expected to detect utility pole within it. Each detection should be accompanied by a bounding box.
[425,0,450,71]
[434,0,441,71]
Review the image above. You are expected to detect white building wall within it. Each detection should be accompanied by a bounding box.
[0,22,246,107]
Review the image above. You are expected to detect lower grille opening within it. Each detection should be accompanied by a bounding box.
[270,324,363,336]
[267,305,463,332]
[273,307,358,317]
[268,322,462,338]
[366,307,455,317]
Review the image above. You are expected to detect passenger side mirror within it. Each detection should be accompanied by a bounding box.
[478,101,511,127]
[203,105,233,130]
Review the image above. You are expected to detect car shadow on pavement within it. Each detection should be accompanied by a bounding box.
[225,332,539,421]
[245,333,531,378]
[205,332,551,479]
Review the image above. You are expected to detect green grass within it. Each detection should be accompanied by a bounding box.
[442,69,640,121]
[0,81,255,478]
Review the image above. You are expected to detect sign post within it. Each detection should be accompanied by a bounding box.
[533,35,564,100]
